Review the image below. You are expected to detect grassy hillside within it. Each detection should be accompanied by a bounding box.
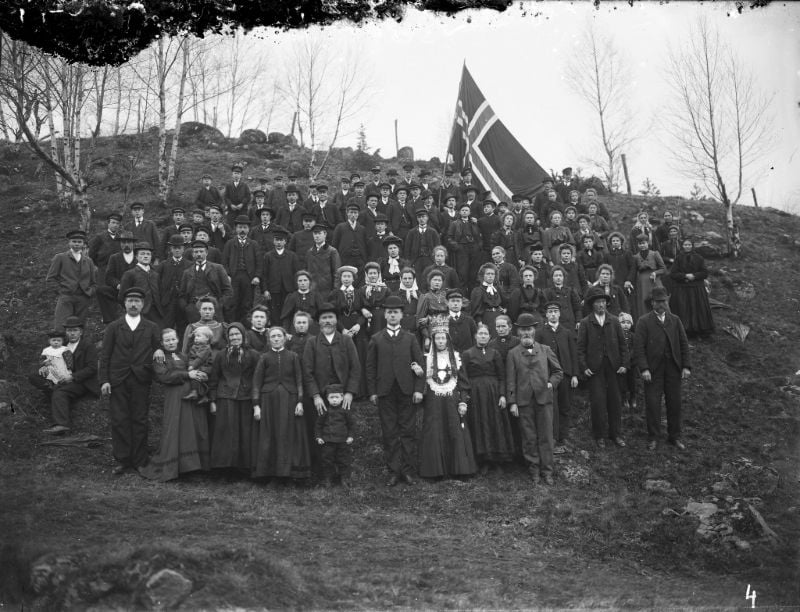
[0,135,798,609]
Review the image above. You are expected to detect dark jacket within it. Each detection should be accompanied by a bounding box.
[331,222,369,267]
[88,231,120,269]
[576,313,628,373]
[158,256,192,308]
[535,324,579,377]
[633,311,691,373]
[208,347,260,401]
[252,349,303,399]
[99,316,161,385]
[447,313,478,353]
[315,404,356,443]
[261,249,301,294]
[366,328,425,397]
[221,237,262,279]
[306,243,341,296]
[179,261,234,308]
[70,335,100,396]
[119,265,163,317]
[105,252,137,291]
[46,251,97,297]
[506,343,563,407]
[302,331,361,398]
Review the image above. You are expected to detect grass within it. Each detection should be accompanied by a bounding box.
[0,137,799,609]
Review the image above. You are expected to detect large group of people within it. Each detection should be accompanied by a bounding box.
[32,162,716,485]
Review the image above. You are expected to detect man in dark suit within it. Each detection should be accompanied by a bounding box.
[101,231,137,323]
[88,212,122,324]
[577,286,629,448]
[275,184,304,234]
[506,313,563,485]
[207,204,232,252]
[100,287,162,475]
[535,301,580,453]
[119,241,163,328]
[221,215,263,323]
[446,289,477,353]
[195,173,222,209]
[311,184,342,228]
[331,203,369,273]
[125,202,161,263]
[159,235,192,335]
[260,226,300,326]
[158,207,186,260]
[179,240,233,323]
[223,164,252,226]
[302,303,361,475]
[366,296,425,487]
[634,286,692,450]
[33,316,100,435]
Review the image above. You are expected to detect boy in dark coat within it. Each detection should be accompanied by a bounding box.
[315,383,356,487]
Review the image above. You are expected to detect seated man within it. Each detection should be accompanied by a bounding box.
[29,316,99,435]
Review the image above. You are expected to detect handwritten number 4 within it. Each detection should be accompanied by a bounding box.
[746,585,756,608]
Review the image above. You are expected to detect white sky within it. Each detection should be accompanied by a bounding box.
[253,2,799,209]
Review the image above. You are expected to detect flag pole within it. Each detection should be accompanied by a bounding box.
[442,62,466,189]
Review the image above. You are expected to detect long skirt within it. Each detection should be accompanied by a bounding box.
[210,398,254,471]
[670,284,715,336]
[252,386,311,479]
[468,375,514,463]
[142,384,210,482]
[418,393,477,478]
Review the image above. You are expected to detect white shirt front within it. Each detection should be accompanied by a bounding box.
[125,314,142,331]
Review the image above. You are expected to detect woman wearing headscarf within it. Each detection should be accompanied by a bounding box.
[669,236,715,338]
[208,323,260,472]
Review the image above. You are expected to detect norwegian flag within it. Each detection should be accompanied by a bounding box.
[447,65,549,202]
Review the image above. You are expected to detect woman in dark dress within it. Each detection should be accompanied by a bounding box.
[669,237,715,338]
[142,328,211,481]
[543,266,582,330]
[418,327,477,479]
[208,323,260,472]
[508,265,546,328]
[658,224,681,295]
[359,261,389,335]
[461,324,513,473]
[395,267,420,335]
[280,269,323,334]
[251,327,310,480]
[245,305,270,353]
[469,263,504,337]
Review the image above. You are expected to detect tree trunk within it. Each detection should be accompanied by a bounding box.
[621,153,632,196]
[724,198,741,258]
[44,92,64,197]
[74,189,91,232]
[166,41,189,206]
[113,66,122,136]
[157,38,169,206]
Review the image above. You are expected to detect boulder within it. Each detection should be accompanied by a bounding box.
[397,146,414,161]
[688,210,705,223]
[695,231,727,259]
[180,122,224,143]
[282,134,298,146]
[30,555,80,594]
[239,128,267,144]
[142,569,192,610]
[645,479,677,494]
[267,131,285,144]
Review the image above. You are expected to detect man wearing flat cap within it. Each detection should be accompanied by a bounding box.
[311,184,343,229]
[222,214,263,323]
[332,203,369,273]
[100,286,162,476]
[577,286,629,449]
[159,206,187,260]
[195,173,222,210]
[179,240,234,323]
[125,202,160,264]
[33,316,100,436]
[248,190,270,224]
[332,176,352,216]
[275,183,304,234]
[223,164,251,226]
[404,207,441,279]
[260,225,300,326]
[364,165,382,199]
[119,241,164,327]
[89,213,122,324]
[506,312,564,485]
[159,234,192,334]
[288,210,317,268]
[268,174,287,211]
[634,286,692,451]
[46,230,98,331]
[306,222,341,296]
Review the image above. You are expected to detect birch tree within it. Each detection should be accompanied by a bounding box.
[565,21,637,193]
[663,17,771,257]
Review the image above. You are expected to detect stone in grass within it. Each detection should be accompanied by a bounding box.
[142,569,192,610]
[644,479,677,494]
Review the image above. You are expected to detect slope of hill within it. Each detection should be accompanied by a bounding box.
[0,136,798,609]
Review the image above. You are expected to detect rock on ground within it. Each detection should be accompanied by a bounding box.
[142,569,193,610]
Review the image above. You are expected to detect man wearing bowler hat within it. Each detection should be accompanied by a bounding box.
[223,164,252,226]
[634,286,692,451]
[100,286,161,475]
[577,286,629,449]
[34,316,100,435]
[506,312,563,485]
[366,295,425,487]
[222,214,263,323]
[46,229,98,331]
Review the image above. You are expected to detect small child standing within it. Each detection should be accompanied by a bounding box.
[618,312,638,411]
[315,384,356,488]
[39,330,74,388]
[183,326,214,404]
